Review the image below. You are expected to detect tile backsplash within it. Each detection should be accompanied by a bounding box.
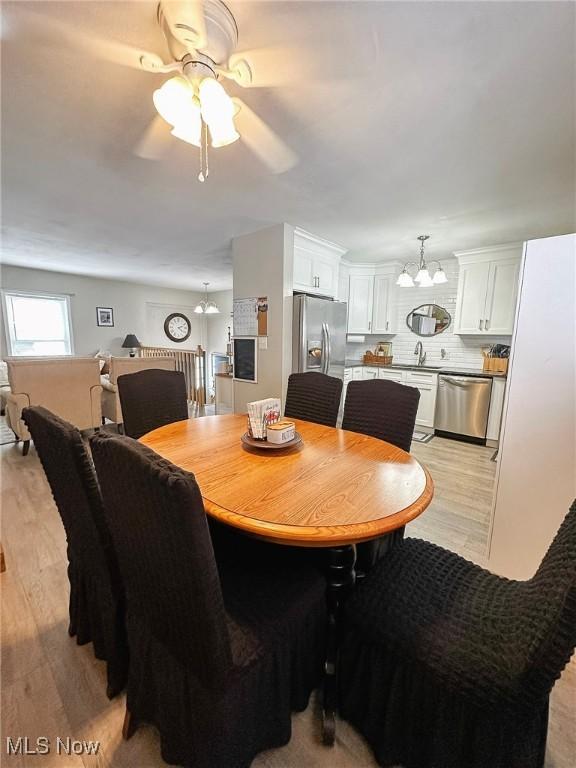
[346,257,512,368]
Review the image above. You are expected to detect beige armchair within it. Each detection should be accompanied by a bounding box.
[4,357,103,455]
[101,356,176,428]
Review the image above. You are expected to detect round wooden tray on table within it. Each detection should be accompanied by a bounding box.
[241,431,302,451]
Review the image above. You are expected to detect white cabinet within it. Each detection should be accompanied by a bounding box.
[378,369,405,383]
[484,259,521,334]
[351,366,364,380]
[293,228,347,298]
[362,366,379,380]
[406,371,438,429]
[486,376,506,443]
[454,245,521,335]
[347,275,374,333]
[372,275,395,333]
[346,264,400,334]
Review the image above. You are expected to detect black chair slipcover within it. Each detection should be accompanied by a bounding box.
[284,372,343,427]
[342,378,420,452]
[342,378,420,572]
[339,501,576,768]
[22,406,128,698]
[90,431,327,768]
[117,368,188,439]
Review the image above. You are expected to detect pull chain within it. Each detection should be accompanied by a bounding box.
[204,121,209,180]
[198,125,205,183]
[198,122,210,182]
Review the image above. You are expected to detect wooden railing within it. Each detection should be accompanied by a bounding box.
[140,345,207,407]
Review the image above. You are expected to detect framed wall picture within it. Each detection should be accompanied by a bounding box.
[233,337,257,383]
[96,307,114,327]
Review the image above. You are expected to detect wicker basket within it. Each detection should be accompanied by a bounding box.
[362,353,393,367]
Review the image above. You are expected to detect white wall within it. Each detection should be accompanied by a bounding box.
[205,289,233,396]
[206,289,233,358]
[0,265,205,357]
[345,257,511,368]
[232,224,294,413]
[488,234,576,579]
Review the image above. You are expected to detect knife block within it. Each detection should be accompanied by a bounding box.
[482,357,508,374]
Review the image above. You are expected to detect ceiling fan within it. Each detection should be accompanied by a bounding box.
[134,0,299,180]
[14,0,299,181]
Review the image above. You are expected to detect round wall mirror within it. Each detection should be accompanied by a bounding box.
[406,304,451,336]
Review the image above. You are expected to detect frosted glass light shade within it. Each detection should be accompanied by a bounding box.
[199,77,240,147]
[171,120,202,148]
[194,304,205,314]
[205,303,220,314]
[396,270,414,287]
[433,268,448,284]
[417,270,434,288]
[153,77,197,127]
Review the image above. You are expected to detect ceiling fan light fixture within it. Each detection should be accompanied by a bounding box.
[170,118,202,147]
[199,77,240,147]
[153,76,196,127]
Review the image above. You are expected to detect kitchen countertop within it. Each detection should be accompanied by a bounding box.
[344,360,507,378]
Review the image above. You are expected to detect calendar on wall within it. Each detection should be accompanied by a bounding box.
[233,297,268,337]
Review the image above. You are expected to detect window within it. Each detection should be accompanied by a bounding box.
[3,291,74,356]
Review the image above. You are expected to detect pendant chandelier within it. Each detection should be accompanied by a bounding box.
[194,282,220,314]
[396,235,447,288]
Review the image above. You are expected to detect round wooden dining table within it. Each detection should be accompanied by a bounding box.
[140,413,434,743]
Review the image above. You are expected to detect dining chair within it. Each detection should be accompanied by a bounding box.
[284,372,343,427]
[90,431,327,768]
[116,368,188,439]
[342,378,420,452]
[22,406,128,698]
[342,378,420,572]
[339,500,576,768]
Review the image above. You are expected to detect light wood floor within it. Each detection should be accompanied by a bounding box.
[1,436,574,768]
[409,436,496,564]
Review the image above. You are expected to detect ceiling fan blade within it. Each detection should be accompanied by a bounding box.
[228,48,296,88]
[233,98,298,175]
[134,116,174,161]
[10,8,166,72]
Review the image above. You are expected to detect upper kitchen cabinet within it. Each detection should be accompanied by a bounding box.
[346,263,400,334]
[348,273,374,333]
[293,228,347,298]
[372,273,395,333]
[453,244,522,335]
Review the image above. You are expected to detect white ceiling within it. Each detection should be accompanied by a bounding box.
[2,1,575,291]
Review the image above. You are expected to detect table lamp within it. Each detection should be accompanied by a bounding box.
[122,334,141,358]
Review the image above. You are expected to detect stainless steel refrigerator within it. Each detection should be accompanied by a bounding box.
[292,294,348,380]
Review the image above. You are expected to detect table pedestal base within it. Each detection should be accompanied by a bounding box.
[322,544,356,746]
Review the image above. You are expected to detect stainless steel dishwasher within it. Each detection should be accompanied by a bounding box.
[435,375,493,441]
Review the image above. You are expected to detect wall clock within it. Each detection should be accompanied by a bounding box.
[164,313,191,343]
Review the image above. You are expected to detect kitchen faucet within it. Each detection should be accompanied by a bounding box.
[414,341,426,366]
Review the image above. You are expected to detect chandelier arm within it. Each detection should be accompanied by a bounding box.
[426,260,443,270]
[401,261,421,277]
